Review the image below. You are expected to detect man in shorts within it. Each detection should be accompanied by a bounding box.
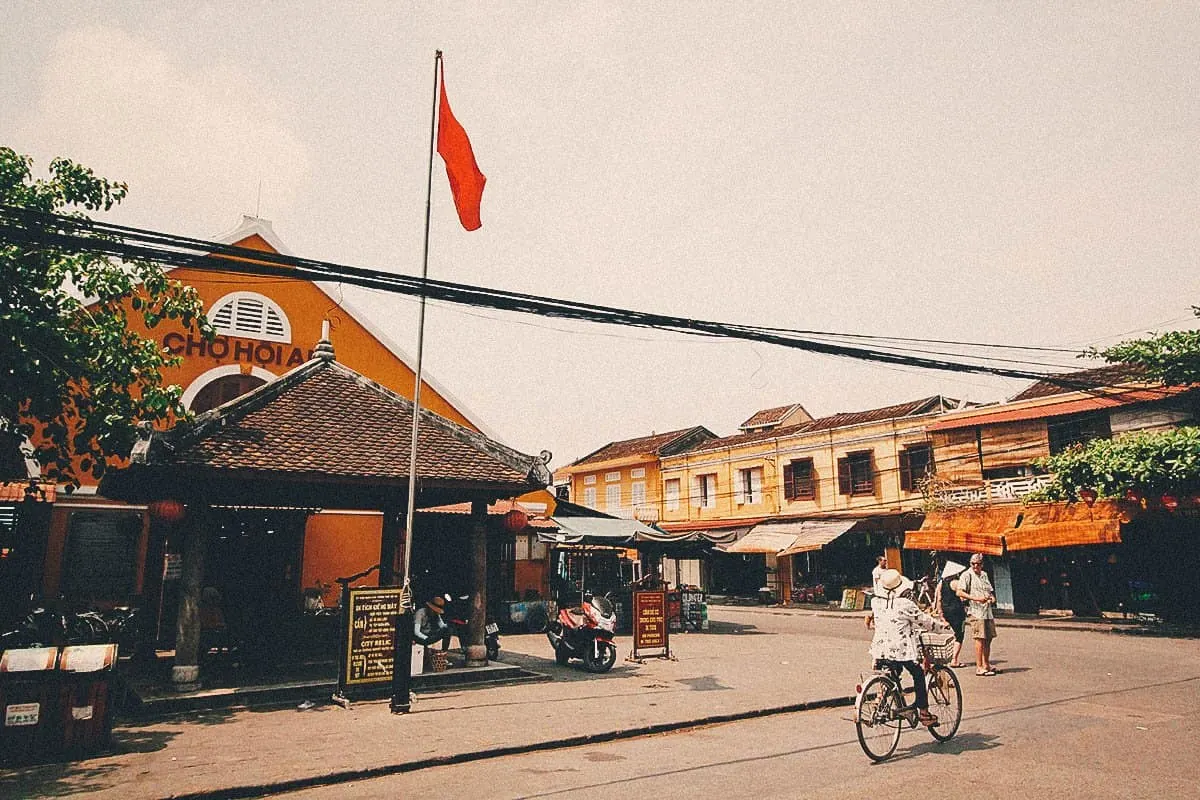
[956,553,998,676]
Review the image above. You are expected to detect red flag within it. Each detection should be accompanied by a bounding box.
[437,72,486,231]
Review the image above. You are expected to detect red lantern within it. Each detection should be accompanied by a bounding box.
[503,508,529,532]
[1161,494,1179,511]
[1078,488,1097,508]
[148,499,186,523]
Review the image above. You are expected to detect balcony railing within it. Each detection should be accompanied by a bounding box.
[932,474,1053,507]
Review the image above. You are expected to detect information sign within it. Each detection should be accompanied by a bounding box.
[630,590,671,662]
[342,587,404,691]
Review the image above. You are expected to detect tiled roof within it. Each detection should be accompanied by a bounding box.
[141,357,542,487]
[688,396,955,454]
[570,426,714,467]
[688,423,814,453]
[1008,364,1149,402]
[738,403,810,431]
[802,395,953,432]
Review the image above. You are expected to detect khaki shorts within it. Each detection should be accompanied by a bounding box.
[969,618,997,641]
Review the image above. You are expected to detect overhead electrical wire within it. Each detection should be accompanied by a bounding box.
[0,205,1125,390]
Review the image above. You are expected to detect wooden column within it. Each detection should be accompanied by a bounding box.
[172,500,208,691]
[466,500,488,666]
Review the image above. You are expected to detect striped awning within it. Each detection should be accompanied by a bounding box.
[772,519,858,557]
[722,527,801,554]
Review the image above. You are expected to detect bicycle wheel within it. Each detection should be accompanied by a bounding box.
[856,676,902,761]
[926,665,962,741]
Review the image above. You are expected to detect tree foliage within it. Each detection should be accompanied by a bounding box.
[1024,426,1200,503]
[0,147,211,484]
[1088,306,1200,386]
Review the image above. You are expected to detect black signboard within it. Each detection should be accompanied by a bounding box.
[339,587,404,698]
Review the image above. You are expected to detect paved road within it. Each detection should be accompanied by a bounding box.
[280,609,1200,799]
[5,606,1197,799]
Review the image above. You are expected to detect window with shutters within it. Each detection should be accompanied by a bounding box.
[737,467,763,504]
[694,473,717,509]
[899,444,934,493]
[837,450,875,496]
[583,487,597,507]
[784,458,816,501]
[664,478,681,511]
[605,483,622,512]
[208,292,292,342]
[631,481,646,506]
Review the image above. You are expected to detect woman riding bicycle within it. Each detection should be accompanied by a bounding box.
[865,568,946,728]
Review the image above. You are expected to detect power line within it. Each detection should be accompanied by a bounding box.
[0,205,1131,389]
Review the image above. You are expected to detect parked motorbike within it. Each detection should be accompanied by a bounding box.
[546,591,617,673]
[0,596,144,655]
[444,594,501,661]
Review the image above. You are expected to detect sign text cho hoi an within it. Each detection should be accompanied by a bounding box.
[632,590,671,660]
[343,587,404,691]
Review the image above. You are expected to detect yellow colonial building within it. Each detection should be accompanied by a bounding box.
[657,396,959,601]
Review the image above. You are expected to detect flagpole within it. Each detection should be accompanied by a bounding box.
[403,49,441,591]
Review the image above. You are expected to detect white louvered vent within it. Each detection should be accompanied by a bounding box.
[209,292,292,343]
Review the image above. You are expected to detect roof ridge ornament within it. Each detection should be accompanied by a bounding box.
[313,320,335,360]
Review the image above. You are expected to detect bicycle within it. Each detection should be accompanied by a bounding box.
[854,631,962,761]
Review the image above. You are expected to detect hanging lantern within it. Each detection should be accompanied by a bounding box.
[503,508,529,532]
[1078,488,1098,508]
[1161,494,1179,512]
[148,498,186,522]
[1124,488,1143,503]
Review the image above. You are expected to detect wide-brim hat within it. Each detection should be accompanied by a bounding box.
[942,560,967,579]
[879,569,913,595]
[426,596,445,613]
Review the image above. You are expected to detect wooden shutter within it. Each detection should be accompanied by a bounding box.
[783,462,794,500]
[734,470,746,504]
[691,476,702,508]
[750,468,762,503]
[837,457,851,495]
[899,449,914,492]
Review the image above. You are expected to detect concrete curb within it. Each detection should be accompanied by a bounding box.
[161,694,857,800]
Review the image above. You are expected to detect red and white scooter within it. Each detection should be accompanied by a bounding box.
[546,592,618,673]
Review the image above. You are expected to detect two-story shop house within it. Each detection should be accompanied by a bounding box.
[555,427,717,522]
[657,396,960,602]
[906,364,1199,618]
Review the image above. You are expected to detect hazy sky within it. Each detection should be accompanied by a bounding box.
[4,3,1199,467]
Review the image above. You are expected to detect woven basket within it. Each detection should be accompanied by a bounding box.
[919,631,956,664]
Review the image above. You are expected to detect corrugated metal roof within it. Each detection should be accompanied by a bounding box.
[927,386,1190,431]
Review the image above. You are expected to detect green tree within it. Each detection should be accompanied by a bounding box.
[0,147,210,484]
[1089,306,1200,386]
[1025,426,1200,503]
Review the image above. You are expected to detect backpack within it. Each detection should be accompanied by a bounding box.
[940,576,964,616]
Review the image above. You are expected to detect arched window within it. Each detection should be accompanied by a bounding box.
[190,373,268,414]
[208,291,291,342]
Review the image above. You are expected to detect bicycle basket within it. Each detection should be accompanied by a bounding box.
[919,631,956,664]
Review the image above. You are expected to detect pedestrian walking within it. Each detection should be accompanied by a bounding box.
[957,553,998,676]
